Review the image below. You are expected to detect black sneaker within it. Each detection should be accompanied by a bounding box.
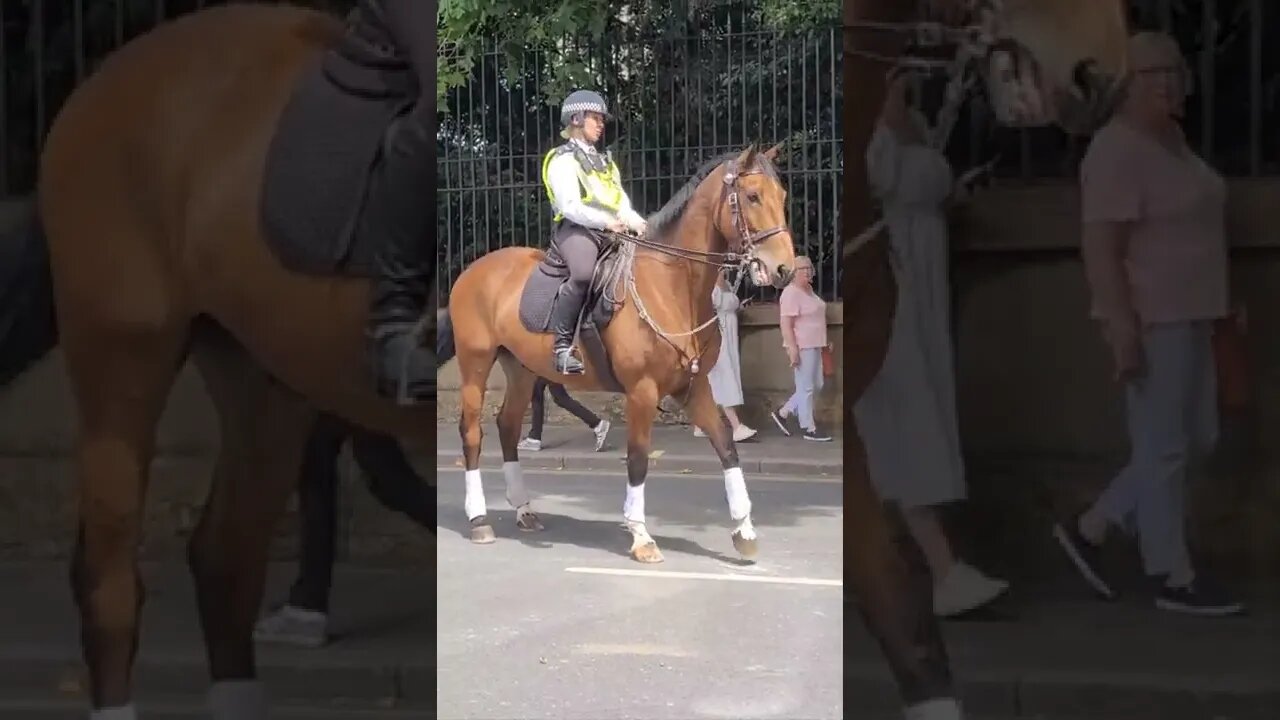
[769,408,792,437]
[803,428,832,442]
[1052,514,1116,600]
[1155,579,1245,617]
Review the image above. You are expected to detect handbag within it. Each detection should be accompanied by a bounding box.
[820,343,835,377]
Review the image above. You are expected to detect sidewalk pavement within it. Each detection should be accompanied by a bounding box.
[435,421,842,477]
[1,562,1276,718]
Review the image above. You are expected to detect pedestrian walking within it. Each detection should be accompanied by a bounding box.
[253,414,434,647]
[518,377,611,452]
[695,269,758,442]
[770,255,833,441]
[853,71,1008,617]
[1054,31,1243,616]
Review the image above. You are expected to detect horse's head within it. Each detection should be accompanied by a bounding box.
[715,144,796,289]
[941,0,1130,134]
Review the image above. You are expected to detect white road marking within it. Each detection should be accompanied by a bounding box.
[565,566,842,587]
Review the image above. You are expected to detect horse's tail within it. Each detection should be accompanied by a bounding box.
[0,198,58,389]
[437,307,456,365]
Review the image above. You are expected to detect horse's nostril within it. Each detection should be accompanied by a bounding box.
[778,265,790,278]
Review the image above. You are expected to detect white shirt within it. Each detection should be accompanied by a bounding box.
[546,138,645,231]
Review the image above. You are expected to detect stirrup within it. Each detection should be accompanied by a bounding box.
[554,346,584,375]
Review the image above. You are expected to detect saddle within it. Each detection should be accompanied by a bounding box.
[260,53,412,278]
[518,232,632,392]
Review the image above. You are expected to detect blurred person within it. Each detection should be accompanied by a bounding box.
[254,414,433,647]
[1054,31,1243,616]
[853,71,1009,617]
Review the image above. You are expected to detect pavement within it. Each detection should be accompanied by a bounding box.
[1,450,1278,719]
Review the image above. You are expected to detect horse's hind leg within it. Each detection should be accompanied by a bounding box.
[683,375,757,558]
[186,331,316,719]
[457,344,499,543]
[63,327,189,716]
[495,352,543,532]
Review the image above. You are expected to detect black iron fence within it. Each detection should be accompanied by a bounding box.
[2,1,1275,299]
[438,25,844,300]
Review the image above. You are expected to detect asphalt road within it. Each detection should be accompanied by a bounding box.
[436,466,844,720]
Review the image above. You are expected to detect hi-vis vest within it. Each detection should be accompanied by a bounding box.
[541,142,625,222]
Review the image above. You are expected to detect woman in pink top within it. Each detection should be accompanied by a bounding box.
[769,256,832,441]
[1054,31,1242,616]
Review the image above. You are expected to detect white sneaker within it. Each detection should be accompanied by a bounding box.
[253,605,328,648]
[592,420,611,451]
[904,698,963,720]
[517,437,542,451]
[933,561,1009,617]
[732,425,758,442]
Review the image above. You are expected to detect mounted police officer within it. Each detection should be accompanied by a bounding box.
[540,89,647,375]
[326,0,435,405]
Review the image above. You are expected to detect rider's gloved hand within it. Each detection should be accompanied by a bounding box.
[626,217,647,237]
[606,219,627,234]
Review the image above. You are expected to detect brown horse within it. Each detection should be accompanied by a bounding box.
[0,4,439,718]
[842,0,1128,717]
[439,144,795,563]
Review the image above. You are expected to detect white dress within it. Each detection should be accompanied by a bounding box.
[708,285,744,407]
[853,120,966,508]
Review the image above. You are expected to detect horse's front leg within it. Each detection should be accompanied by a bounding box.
[684,375,757,558]
[623,379,663,563]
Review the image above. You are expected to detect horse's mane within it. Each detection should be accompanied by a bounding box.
[645,148,780,241]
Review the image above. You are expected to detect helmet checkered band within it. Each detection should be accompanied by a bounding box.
[561,90,610,126]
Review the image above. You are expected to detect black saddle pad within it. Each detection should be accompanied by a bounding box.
[518,237,631,392]
[260,55,410,278]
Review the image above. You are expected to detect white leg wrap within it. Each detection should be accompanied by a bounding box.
[626,519,654,550]
[503,461,530,508]
[734,514,758,541]
[624,482,646,524]
[724,466,752,520]
[904,697,963,720]
[208,680,268,720]
[89,705,137,720]
[464,469,487,520]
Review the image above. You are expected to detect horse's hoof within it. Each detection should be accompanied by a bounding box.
[470,524,496,544]
[732,531,759,559]
[516,511,545,532]
[631,542,664,564]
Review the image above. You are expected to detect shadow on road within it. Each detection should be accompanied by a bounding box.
[437,509,762,566]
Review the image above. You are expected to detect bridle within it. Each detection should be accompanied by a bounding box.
[610,154,791,379]
[843,0,1008,258]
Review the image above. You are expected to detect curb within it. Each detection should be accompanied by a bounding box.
[434,451,842,477]
[5,654,1275,719]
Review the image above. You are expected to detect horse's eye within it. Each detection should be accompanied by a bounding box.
[747,192,762,204]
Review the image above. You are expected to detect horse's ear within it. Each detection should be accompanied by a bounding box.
[735,143,758,168]
[763,142,785,162]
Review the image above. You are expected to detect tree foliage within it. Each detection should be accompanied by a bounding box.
[437,0,845,298]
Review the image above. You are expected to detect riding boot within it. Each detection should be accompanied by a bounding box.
[366,102,436,405]
[369,240,435,404]
[551,281,587,375]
